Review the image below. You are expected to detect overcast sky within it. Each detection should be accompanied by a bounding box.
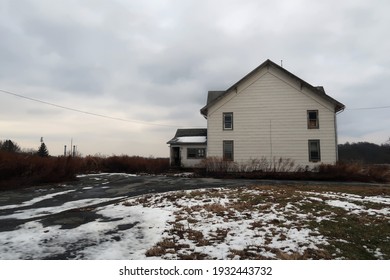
[1,0,389,157]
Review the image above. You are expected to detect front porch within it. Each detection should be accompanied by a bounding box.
[167,128,207,168]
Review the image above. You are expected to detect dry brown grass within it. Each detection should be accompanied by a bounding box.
[0,151,169,190]
[196,157,390,183]
[0,151,82,189]
[145,238,179,257]
[140,183,390,260]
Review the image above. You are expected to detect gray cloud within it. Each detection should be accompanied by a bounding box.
[1,0,389,156]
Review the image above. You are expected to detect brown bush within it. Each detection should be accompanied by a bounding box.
[195,157,390,183]
[0,151,81,189]
[0,151,169,190]
[198,156,299,174]
[98,155,169,174]
[315,162,390,182]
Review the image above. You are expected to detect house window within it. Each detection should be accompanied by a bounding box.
[223,112,233,130]
[223,140,234,161]
[307,110,319,129]
[308,140,321,162]
[187,148,206,159]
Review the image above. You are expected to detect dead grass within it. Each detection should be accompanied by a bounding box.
[196,157,390,183]
[0,152,82,189]
[0,151,169,190]
[145,238,182,257]
[139,183,390,260]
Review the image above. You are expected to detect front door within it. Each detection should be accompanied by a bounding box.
[172,147,181,167]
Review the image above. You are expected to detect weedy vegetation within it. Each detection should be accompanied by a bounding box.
[0,151,169,190]
[196,157,390,183]
[135,184,390,260]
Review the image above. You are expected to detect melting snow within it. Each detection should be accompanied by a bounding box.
[175,136,207,143]
[0,189,76,211]
[0,184,389,260]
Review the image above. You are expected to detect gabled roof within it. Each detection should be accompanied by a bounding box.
[207,91,225,104]
[200,59,345,116]
[167,128,207,145]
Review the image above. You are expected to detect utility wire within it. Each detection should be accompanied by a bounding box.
[3,87,388,127]
[0,88,200,128]
[345,105,390,110]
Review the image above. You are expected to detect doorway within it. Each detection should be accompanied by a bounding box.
[172,147,181,167]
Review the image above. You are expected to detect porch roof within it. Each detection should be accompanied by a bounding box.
[167,128,207,145]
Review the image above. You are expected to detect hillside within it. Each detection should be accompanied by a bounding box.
[338,141,390,164]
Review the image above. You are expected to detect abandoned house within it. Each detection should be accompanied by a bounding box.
[168,59,345,168]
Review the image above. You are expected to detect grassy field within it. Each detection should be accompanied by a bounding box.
[127,183,390,260]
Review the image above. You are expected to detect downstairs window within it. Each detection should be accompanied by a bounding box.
[187,148,206,159]
[223,140,234,161]
[308,140,321,162]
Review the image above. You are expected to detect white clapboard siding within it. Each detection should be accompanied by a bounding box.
[206,65,338,168]
[180,145,207,168]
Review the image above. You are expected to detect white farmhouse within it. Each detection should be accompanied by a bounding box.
[168,59,345,169]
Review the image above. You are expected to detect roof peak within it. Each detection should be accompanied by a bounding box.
[201,59,345,116]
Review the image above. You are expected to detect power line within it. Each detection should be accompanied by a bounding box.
[4,87,387,125]
[0,88,198,128]
[346,105,390,110]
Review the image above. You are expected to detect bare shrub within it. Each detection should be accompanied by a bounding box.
[99,155,169,174]
[196,156,389,183]
[366,164,390,182]
[316,161,390,182]
[0,151,170,189]
[198,156,298,176]
[240,157,298,172]
[0,151,81,189]
[198,156,237,173]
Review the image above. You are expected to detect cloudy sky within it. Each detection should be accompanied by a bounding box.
[0,0,389,157]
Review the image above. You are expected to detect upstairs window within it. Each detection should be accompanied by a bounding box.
[223,140,234,161]
[223,112,233,130]
[308,140,321,162]
[307,110,319,129]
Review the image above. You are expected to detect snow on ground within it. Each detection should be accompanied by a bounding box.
[302,191,390,216]
[0,204,170,259]
[76,173,139,178]
[0,189,76,211]
[130,188,330,260]
[0,197,124,220]
[0,183,389,260]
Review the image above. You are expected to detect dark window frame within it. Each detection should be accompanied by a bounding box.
[223,140,234,161]
[223,112,233,130]
[307,110,319,129]
[187,148,206,159]
[308,139,321,162]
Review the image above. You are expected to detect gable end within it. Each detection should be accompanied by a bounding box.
[200,59,345,117]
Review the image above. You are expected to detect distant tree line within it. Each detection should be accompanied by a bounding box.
[338,139,390,164]
[0,139,21,153]
[0,139,169,189]
[0,139,49,157]
[3,138,390,164]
